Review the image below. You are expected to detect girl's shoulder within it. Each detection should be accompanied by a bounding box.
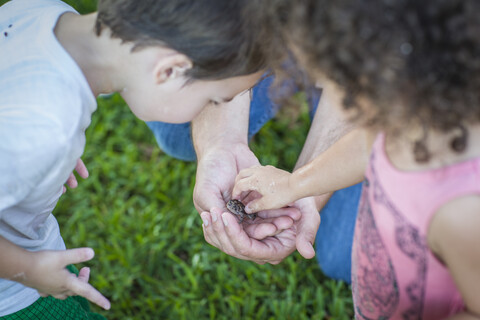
[428,194,480,315]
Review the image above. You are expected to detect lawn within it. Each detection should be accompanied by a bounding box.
[1,0,354,318]
[55,94,354,320]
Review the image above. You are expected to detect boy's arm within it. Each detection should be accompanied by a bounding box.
[0,236,32,281]
[429,196,480,319]
[233,127,373,213]
[0,235,111,310]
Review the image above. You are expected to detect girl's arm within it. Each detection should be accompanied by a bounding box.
[429,196,480,319]
[232,127,376,213]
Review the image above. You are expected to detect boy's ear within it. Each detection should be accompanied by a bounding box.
[154,53,193,84]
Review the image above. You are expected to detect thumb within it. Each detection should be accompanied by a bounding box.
[296,235,316,259]
[59,248,95,266]
[295,218,319,259]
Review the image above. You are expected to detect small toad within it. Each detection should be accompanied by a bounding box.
[226,199,257,223]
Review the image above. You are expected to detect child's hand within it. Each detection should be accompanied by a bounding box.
[20,248,110,310]
[63,159,89,193]
[232,165,296,213]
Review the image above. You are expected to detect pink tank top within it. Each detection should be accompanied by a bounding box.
[351,133,474,319]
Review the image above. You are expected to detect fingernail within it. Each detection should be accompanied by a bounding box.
[200,213,209,227]
[85,248,95,259]
[221,213,228,226]
[202,217,209,226]
[211,211,217,222]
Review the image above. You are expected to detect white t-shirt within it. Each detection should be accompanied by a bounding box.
[0,0,96,315]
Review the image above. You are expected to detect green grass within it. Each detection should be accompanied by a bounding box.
[1,0,354,318]
[56,94,354,320]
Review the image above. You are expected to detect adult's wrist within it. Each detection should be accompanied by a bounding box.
[192,94,250,159]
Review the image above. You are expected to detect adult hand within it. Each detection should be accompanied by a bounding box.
[291,196,321,259]
[194,143,300,241]
[21,248,110,310]
[63,159,89,193]
[201,207,297,264]
[200,196,320,263]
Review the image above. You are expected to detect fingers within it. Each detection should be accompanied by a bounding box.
[193,187,226,214]
[65,173,78,189]
[257,207,302,221]
[295,211,320,260]
[235,167,257,182]
[75,159,89,179]
[232,175,259,199]
[209,208,239,254]
[77,267,91,283]
[244,197,271,214]
[67,277,111,310]
[242,220,279,240]
[59,248,95,266]
[202,207,258,260]
[201,207,296,264]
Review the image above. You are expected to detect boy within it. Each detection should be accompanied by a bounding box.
[0,0,263,318]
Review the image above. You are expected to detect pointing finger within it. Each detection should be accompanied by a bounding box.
[68,278,111,310]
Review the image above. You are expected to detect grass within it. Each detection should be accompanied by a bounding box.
[1,0,354,318]
[55,94,354,320]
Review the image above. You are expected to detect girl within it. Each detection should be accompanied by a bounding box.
[233,0,480,319]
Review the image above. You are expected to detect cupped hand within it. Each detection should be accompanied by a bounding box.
[200,196,320,263]
[22,248,110,310]
[201,207,298,264]
[193,143,258,213]
[194,143,300,241]
[63,159,89,193]
[232,165,297,213]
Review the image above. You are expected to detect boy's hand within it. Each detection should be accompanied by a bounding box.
[232,165,297,213]
[20,248,110,310]
[63,159,89,193]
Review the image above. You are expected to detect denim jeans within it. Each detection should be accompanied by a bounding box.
[146,75,360,283]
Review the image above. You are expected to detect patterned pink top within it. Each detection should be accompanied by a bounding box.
[351,133,473,319]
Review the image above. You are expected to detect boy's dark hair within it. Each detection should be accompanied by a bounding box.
[258,0,480,161]
[95,0,265,81]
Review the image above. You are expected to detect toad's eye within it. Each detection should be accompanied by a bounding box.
[210,98,222,106]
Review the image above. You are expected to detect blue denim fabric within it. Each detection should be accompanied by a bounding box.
[146,75,358,283]
[316,183,362,283]
[146,76,279,162]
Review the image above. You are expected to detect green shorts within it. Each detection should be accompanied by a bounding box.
[0,265,107,320]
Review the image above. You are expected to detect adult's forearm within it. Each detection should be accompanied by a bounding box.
[290,127,371,200]
[295,88,355,170]
[192,92,250,159]
[293,87,356,209]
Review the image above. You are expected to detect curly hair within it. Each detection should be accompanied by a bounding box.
[95,0,265,81]
[255,0,480,161]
